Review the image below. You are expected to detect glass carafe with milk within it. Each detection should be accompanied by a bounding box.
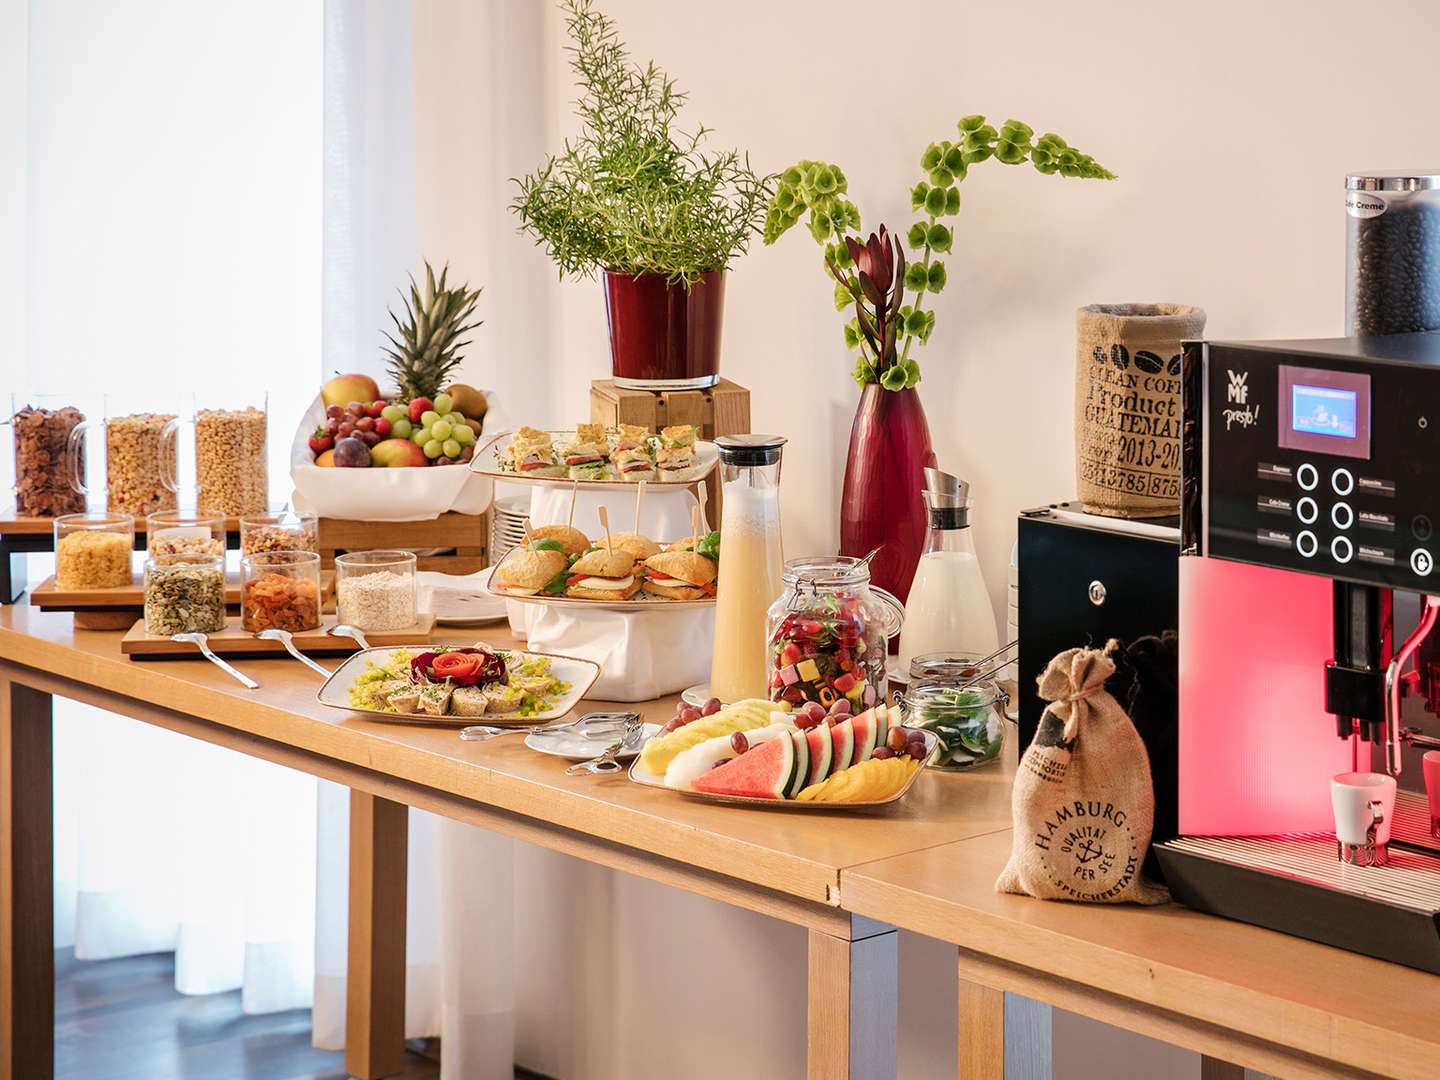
[709,435,787,703]
[896,469,998,675]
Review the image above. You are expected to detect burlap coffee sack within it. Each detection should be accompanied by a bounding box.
[1074,303,1205,519]
[996,641,1170,905]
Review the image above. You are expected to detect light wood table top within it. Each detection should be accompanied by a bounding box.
[0,605,1015,908]
[842,830,1440,1080]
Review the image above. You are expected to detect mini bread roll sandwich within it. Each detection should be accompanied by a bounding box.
[606,531,661,560]
[565,547,642,600]
[529,524,591,556]
[493,547,567,596]
[642,550,718,600]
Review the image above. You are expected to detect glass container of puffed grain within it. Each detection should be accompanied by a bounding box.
[335,550,417,632]
[240,509,318,556]
[54,512,135,590]
[241,549,321,633]
[146,508,227,558]
[192,394,268,515]
[144,552,225,636]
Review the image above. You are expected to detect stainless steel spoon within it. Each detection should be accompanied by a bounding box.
[329,623,371,650]
[255,628,334,677]
[169,633,259,689]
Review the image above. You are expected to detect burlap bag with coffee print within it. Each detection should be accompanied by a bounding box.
[1074,303,1205,519]
[996,641,1169,905]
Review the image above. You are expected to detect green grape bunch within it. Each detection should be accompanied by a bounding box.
[764,116,1114,389]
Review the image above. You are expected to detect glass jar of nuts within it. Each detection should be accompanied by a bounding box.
[240,510,318,557]
[241,550,321,633]
[146,509,227,558]
[67,396,180,518]
[194,394,268,515]
[54,512,135,590]
[144,552,226,636]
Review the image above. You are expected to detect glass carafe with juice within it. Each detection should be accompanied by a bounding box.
[896,469,999,676]
[708,435,786,703]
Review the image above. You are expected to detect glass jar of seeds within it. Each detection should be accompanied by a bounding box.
[146,508,227,558]
[241,549,321,633]
[336,550,417,631]
[1346,172,1440,335]
[144,552,226,636]
[195,396,268,515]
[54,512,135,590]
[240,509,318,556]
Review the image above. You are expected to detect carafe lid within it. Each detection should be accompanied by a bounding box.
[1346,171,1440,192]
[922,468,970,526]
[716,434,786,466]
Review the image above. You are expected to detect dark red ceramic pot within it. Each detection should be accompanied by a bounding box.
[602,269,724,390]
[839,383,937,607]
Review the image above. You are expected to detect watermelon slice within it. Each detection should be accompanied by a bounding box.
[850,707,879,764]
[692,735,795,799]
[786,731,811,799]
[829,717,855,775]
[804,725,832,787]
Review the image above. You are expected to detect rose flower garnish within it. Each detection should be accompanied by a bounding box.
[411,646,505,687]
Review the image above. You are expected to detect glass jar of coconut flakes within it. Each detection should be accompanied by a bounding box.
[335,550,417,632]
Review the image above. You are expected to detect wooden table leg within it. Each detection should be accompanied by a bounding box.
[1,678,53,1080]
[345,790,408,1080]
[958,968,1052,1080]
[1200,1056,1245,1080]
[807,916,897,1080]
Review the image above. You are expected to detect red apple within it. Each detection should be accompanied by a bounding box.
[407,397,434,423]
[321,374,381,409]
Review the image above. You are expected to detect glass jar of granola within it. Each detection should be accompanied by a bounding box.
[67,398,180,518]
[54,512,135,590]
[240,509,318,556]
[144,552,226,636]
[241,549,321,633]
[146,508,227,558]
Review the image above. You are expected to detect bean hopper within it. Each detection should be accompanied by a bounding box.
[1155,172,1440,972]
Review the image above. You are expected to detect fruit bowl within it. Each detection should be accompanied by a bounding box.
[288,391,498,520]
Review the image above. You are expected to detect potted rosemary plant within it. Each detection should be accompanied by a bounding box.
[512,0,771,390]
[765,119,1114,601]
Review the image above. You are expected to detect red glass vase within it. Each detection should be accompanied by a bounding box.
[602,269,724,390]
[839,383,937,605]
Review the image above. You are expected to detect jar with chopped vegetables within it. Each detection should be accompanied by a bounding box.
[240,549,321,633]
[898,666,1009,770]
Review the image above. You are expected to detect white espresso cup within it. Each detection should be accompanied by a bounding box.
[1331,771,1397,866]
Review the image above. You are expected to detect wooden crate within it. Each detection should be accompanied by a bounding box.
[589,378,751,519]
[317,511,491,574]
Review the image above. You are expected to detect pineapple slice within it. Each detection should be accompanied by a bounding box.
[638,699,792,776]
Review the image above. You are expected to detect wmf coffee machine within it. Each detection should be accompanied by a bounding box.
[1155,332,1440,972]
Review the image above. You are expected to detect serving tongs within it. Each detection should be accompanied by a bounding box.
[893,640,1019,717]
[255,628,334,678]
[169,632,259,690]
[459,710,637,743]
[565,714,645,776]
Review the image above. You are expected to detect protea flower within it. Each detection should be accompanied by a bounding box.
[828,225,906,369]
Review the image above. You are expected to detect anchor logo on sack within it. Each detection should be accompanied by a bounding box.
[1223,369,1259,431]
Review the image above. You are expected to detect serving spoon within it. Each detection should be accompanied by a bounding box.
[255,628,334,677]
[169,632,259,690]
[329,623,371,650]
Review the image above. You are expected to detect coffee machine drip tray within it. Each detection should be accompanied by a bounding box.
[1156,835,1440,975]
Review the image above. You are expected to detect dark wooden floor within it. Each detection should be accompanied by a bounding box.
[55,948,440,1080]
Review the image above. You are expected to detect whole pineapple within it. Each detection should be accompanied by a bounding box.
[383,261,483,401]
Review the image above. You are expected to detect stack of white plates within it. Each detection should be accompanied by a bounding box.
[491,494,531,559]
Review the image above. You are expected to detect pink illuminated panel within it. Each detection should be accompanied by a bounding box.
[1178,556,1353,835]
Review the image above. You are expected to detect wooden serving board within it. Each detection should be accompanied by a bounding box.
[31,570,336,616]
[120,612,435,658]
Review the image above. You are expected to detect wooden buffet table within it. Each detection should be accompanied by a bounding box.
[1,603,1438,1079]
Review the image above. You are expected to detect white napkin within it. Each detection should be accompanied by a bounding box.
[416,569,507,623]
[510,603,714,703]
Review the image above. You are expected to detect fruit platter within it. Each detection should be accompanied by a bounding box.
[318,643,600,725]
[628,697,936,809]
[489,527,719,610]
[470,425,719,488]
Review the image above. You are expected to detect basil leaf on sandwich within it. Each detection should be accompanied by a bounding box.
[542,568,570,595]
[530,538,566,553]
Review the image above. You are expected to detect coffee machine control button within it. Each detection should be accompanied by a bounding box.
[1296,530,1319,558]
[1296,496,1319,524]
[1332,502,1354,530]
[1414,514,1433,541]
[1331,536,1354,564]
[1297,463,1319,490]
[1412,548,1434,576]
[1331,467,1355,496]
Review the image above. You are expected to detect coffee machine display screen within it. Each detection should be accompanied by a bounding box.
[1291,384,1358,439]
[1277,364,1371,459]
